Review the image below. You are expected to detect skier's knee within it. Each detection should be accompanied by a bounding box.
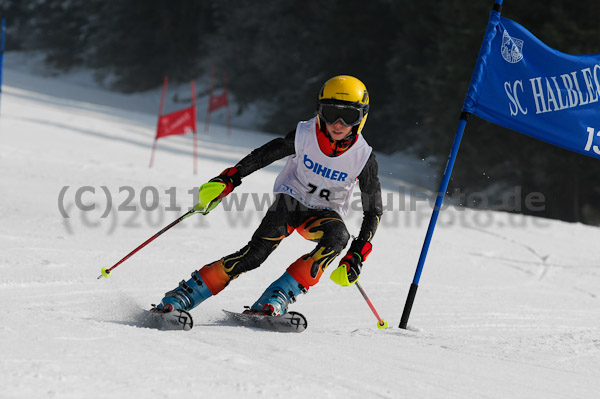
[318,223,350,254]
[330,225,351,252]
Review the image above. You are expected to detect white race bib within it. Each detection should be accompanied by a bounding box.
[273,117,372,216]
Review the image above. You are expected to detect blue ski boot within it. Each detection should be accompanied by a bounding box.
[248,272,307,316]
[155,271,213,312]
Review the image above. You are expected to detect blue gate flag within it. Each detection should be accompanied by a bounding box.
[463,11,600,159]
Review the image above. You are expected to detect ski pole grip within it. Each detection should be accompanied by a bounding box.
[195,182,226,214]
[399,283,418,329]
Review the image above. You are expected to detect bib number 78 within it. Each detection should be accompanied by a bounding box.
[307,183,331,201]
[584,127,600,155]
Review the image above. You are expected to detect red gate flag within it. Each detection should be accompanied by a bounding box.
[150,78,199,174]
[156,106,197,138]
[209,91,228,112]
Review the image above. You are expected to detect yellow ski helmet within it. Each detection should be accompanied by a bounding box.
[317,75,369,134]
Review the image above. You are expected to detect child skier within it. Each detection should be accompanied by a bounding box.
[153,75,383,317]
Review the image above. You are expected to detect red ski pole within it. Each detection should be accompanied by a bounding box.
[97,182,225,279]
[355,281,388,329]
[97,209,195,279]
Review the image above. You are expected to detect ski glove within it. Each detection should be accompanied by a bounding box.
[195,167,241,214]
[209,167,242,199]
[330,240,373,286]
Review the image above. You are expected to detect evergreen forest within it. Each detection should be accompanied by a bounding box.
[2,0,599,224]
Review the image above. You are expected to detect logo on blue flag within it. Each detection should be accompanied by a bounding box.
[463,12,600,159]
[501,30,523,64]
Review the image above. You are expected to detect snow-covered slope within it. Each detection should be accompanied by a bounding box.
[1,53,599,399]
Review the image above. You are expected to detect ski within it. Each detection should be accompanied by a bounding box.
[143,308,194,331]
[222,309,308,333]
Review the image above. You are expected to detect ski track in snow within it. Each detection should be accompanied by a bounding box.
[1,52,600,398]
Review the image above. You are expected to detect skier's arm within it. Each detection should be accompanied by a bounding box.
[200,130,296,207]
[356,153,383,243]
[330,153,383,286]
[234,130,296,177]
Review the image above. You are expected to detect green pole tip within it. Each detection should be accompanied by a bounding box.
[100,267,111,278]
[377,319,388,329]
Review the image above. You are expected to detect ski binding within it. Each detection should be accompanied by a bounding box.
[222,309,307,333]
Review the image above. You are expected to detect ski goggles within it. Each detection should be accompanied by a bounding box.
[317,102,367,127]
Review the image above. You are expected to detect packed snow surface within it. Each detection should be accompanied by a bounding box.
[1,53,599,398]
